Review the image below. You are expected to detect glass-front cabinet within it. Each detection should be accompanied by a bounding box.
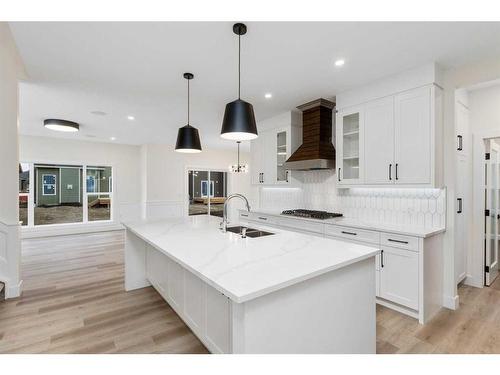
[276,130,289,183]
[336,107,363,185]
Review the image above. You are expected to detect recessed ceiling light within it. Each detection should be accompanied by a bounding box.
[44,119,79,132]
[264,93,273,99]
[334,59,345,67]
[127,115,135,121]
[110,136,116,141]
[90,110,107,116]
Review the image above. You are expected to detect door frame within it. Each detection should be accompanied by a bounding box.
[184,166,233,217]
[471,131,500,288]
[485,140,500,285]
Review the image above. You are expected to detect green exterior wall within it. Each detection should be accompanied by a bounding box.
[36,167,60,206]
[60,168,82,204]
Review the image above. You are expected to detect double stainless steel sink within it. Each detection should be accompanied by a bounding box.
[225,225,274,238]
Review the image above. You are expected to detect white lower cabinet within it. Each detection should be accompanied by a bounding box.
[379,246,419,310]
[145,246,230,353]
[241,210,443,324]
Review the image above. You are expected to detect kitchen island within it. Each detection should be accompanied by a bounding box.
[124,215,379,353]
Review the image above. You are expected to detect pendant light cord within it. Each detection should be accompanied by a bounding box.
[238,33,241,99]
[187,78,190,125]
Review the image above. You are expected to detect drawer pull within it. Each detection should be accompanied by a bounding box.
[388,238,409,244]
[341,231,357,236]
[258,217,268,221]
[381,250,384,268]
[241,213,249,217]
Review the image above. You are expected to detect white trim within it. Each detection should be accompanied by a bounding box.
[41,173,57,196]
[21,222,123,239]
[442,294,460,310]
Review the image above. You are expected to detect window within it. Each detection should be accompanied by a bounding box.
[18,162,113,227]
[87,166,112,221]
[188,169,227,217]
[86,175,96,193]
[42,174,56,196]
[201,180,215,198]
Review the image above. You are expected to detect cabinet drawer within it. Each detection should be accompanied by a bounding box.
[380,233,418,252]
[325,224,380,245]
[277,217,324,235]
[242,212,278,225]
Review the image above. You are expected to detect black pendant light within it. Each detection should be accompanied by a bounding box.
[175,73,202,153]
[220,23,258,141]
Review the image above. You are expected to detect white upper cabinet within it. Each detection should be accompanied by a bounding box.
[337,107,364,185]
[394,86,432,185]
[364,97,395,184]
[336,85,442,188]
[335,63,443,188]
[250,111,301,186]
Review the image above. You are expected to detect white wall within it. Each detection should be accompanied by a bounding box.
[469,83,500,133]
[19,135,142,235]
[441,57,500,302]
[0,23,26,298]
[141,144,253,221]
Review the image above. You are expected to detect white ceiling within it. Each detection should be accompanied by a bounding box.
[11,22,500,149]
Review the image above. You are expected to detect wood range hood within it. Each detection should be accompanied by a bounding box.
[284,98,336,171]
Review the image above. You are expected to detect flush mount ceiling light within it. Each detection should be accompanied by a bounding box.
[44,119,79,132]
[334,59,345,67]
[220,23,258,141]
[175,73,202,153]
[110,136,116,141]
[264,93,273,99]
[229,141,248,173]
[127,115,135,121]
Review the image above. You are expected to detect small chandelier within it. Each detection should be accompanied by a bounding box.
[229,141,248,173]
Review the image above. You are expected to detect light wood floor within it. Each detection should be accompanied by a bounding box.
[2,231,500,354]
[0,231,208,354]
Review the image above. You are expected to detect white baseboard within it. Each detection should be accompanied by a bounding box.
[442,294,459,310]
[464,275,483,288]
[22,222,124,239]
[5,279,23,299]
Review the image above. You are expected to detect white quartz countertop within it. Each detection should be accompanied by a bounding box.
[123,216,379,303]
[248,209,445,238]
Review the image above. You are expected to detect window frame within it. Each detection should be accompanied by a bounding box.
[41,173,57,196]
[19,161,114,228]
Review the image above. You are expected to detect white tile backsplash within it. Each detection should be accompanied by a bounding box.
[259,170,446,229]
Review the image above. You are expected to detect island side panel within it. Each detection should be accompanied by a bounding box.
[232,257,376,354]
[124,229,151,291]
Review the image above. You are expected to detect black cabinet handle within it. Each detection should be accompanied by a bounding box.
[258,217,268,221]
[457,198,463,214]
[381,250,384,268]
[395,163,399,180]
[457,135,463,151]
[389,164,392,181]
[286,170,289,182]
[338,168,341,182]
[388,238,409,244]
[262,173,264,183]
[241,213,249,217]
[341,230,357,236]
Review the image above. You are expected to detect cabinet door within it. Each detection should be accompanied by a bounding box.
[336,107,364,185]
[276,129,290,184]
[167,258,185,312]
[250,136,264,185]
[184,271,206,334]
[379,246,418,310]
[262,130,276,184]
[364,97,395,184]
[455,156,467,283]
[205,286,230,353]
[455,101,470,156]
[394,87,431,184]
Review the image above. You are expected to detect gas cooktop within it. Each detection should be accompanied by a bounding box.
[281,209,343,220]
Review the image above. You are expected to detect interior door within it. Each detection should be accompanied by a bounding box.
[485,141,500,285]
[364,97,395,184]
[394,86,431,185]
